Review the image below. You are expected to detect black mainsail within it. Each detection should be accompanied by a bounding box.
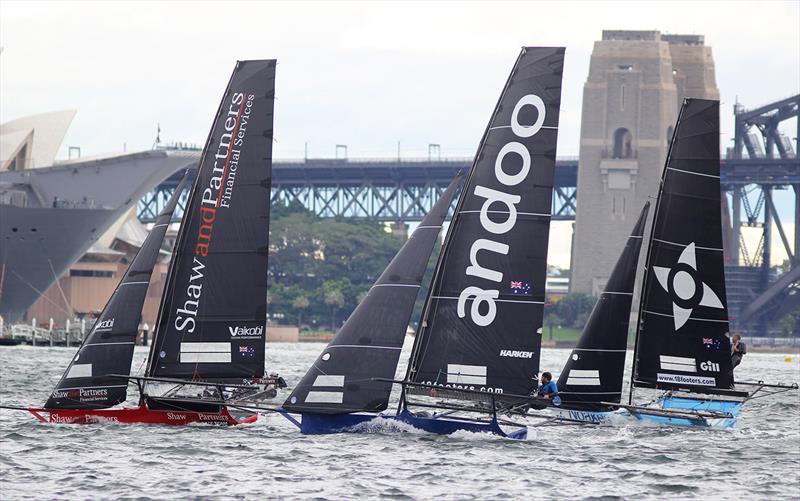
[557,202,649,411]
[407,47,564,397]
[282,173,464,414]
[45,171,194,409]
[632,98,736,394]
[147,60,275,382]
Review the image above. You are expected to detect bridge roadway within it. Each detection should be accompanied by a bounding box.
[138,155,798,224]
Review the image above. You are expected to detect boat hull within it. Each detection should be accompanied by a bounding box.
[627,396,741,429]
[550,396,741,428]
[27,403,257,426]
[548,407,620,424]
[293,412,386,434]
[288,410,527,439]
[394,410,527,439]
[1,150,196,323]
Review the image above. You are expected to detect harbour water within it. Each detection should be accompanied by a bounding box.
[1,342,798,500]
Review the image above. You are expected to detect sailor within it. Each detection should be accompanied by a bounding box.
[537,372,561,406]
[731,334,747,369]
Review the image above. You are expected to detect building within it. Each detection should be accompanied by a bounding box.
[25,211,173,331]
[0,108,193,323]
[570,30,719,295]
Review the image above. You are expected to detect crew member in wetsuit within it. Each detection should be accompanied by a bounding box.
[731,334,747,369]
[537,372,561,406]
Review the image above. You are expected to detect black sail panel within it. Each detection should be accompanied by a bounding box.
[633,98,735,393]
[45,171,194,409]
[557,202,649,411]
[282,174,464,414]
[408,47,565,397]
[148,60,275,381]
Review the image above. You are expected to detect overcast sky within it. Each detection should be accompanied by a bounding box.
[1,0,797,265]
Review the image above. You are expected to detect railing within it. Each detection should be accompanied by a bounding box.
[741,337,800,348]
[7,324,84,346]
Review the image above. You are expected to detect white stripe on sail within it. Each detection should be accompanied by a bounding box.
[66,364,92,379]
[566,377,601,386]
[660,355,695,365]
[180,342,231,353]
[447,364,487,385]
[568,369,600,378]
[660,355,696,373]
[313,375,345,387]
[305,391,344,404]
[180,352,231,363]
[566,369,601,386]
[661,363,697,373]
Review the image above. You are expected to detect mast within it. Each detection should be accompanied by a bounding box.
[407,47,565,398]
[631,98,737,397]
[405,49,526,382]
[628,106,681,404]
[282,173,463,414]
[147,60,276,382]
[45,170,194,409]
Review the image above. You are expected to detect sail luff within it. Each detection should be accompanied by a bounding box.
[44,170,194,409]
[405,50,528,382]
[148,60,276,382]
[632,98,735,395]
[557,202,649,412]
[407,47,565,398]
[144,66,242,379]
[282,173,464,414]
[628,106,683,404]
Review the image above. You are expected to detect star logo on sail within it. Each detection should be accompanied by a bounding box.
[653,242,724,330]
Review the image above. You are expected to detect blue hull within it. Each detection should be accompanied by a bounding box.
[394,410,527,440]
[294,412,385,434]
[629,396,742,429]
[282,411,527,439]
[550,408,619,424]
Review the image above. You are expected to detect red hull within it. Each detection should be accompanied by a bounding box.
[27,403,258,426]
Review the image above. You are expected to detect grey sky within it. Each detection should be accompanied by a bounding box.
[2,1,797,158]
[1,0,797,265]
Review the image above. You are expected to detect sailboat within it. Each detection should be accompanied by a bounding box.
[550,202,649,424]
[22,60,279,426]
[551,98,797,428]
[281,172,464,432]
[281,47,565,439]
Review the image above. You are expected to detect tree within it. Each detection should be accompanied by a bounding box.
[267,199,404,330]
[550,293,596,329]
[542,313,564,341]
[321,279,347,331]
[292,295,310,329]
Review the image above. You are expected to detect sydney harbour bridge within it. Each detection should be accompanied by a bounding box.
[139,95,799,335]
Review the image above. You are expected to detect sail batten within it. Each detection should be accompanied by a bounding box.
[407,47,565,398]
[44,170,194,409]
[282,173,464,415]
[148,60,276,381]
[632,98,735,394]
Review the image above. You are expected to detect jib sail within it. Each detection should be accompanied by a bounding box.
[45,171,194,409]
[283,173,464,414]
[147,60,275,381]
[632,98,735,394]
[557,202,649,411]
[407,47,565,397]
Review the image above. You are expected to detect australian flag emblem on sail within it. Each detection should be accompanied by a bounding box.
[239,346,256,357]
[510,280,532,296]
